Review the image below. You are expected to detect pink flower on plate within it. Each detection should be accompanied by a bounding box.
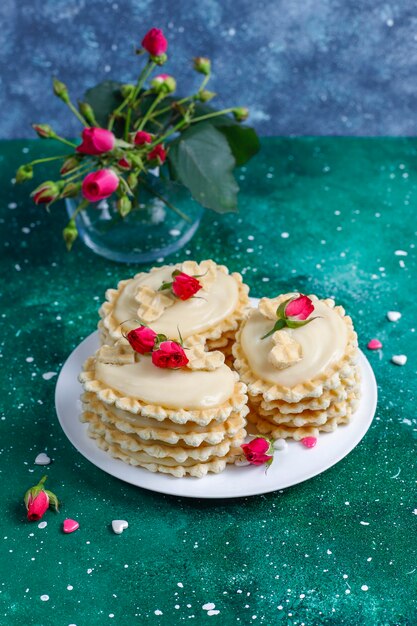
[126,326,157,354]
[81,169,119,202]
[241,438,273,466]
[76,127,116,155]
[151,341,189,369]
[285,295,314,321]
[172,272,202,301]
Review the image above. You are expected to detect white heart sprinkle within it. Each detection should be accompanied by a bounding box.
[392,354,407,366]
[387,311,401,322]
[112,519,128,534]
[35,453,51,465]
[234,458,250,467]
[273,438,288,451]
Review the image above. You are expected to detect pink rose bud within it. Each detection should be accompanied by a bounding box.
[24,475,59,522]
[32,123,56,139]
[152,341,189,369]
[15,164,33,183]
[117,157,131,170]
[147,144,167,165]
[193,57,211,76]
[134,131,153,146]
[151,74,176,94]
[126,326,157,354]
[30,181,61,205]
[241,437,273,466]
[232,107,249,122]
[76,127,116,155]
[81,169,119,202]
[141,28,168,57]
[172,272,202,301]
[285,295,314,321]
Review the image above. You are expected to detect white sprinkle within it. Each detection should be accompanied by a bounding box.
[360,521,370,526]
[413,509,417,515]
[367,557,372,562]
[40,595,49,601]
[399,260,405,268]
[246,248,254,253]
[273,439,288,451]
[361,585,369,591]
[208,610,220,616]
[281,232,289,239]
[345,589,351,595]
[26,357,34,363]
[327,549,332,555]
[87,569,93,574]
[387,311,401,322]
[391,354,407,366]
[38,521,47,529]
[343,574,348,579]
[299,593,305,598]
[386,18,394,26]
[169,229,181,237]
[203,603,216,611]
[35,453,51,465]
[15,264,21,272]
[237,589,242,594]
[67,585,73,590]
[8,202,17,209]
[154,610,163,616]
[177,582,184,588]
[22,227,30,234]
[42,372,57,380]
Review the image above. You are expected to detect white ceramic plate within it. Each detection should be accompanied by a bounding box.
[55,301,377,498]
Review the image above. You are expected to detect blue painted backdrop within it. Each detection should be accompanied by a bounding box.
[2,0,416,137]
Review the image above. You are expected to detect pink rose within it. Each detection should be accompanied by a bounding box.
[241,438,273,466]
[172,272,202,301]
[31,181,60,204]
[118,157,131,170]
[141,28,168,57]
[81,169,119,202]
[126,326,157,354]
[76,127,116,155]
[26,490,49,522]
[151,74,176,94]
[285,295,314,321]
[152,341,189,369]
[147,144,166,165]
[134,131,153,146]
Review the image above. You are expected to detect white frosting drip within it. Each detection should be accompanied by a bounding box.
[95,357,236,410]
[240,301,348,387]
[114,267,238,339]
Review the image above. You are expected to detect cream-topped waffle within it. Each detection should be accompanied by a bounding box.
[98,259,249,357]
[233,293,361,440]
[79,343,248,477]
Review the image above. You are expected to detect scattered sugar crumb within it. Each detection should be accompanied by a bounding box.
[395,250,408,256]
[281,232,289,239]
[208,610,220,616]
[154,610,163,616]
[177,582,183,588]
[203,603,216,611]
[38,521,47,529]
[42,372,57,380]
[40,595,49,601]
[360,521,370,526]
[361,585,369,591]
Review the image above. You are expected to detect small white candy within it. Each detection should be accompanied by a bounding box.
[387,311,401,322]
[234,458,251,467]
[273,438,288,451]
[112,519,128,534]
[391,354,407,366]
[38,521,47,529]
[35,453,51,465]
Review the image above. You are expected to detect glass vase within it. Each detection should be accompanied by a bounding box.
[65,173,204,264]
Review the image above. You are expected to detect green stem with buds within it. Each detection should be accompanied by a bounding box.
[135,93,165,131]
[70,198,89,220]
[189,107,236,124]
[53,135,78,149]
[26,155,69,167]
[117,61,156,139]
[64,100,90,127]
[62,163,94,184]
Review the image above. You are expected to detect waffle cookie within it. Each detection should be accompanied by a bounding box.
[79,343,249,477]
[98,259,249,356]
[233,293,361,441]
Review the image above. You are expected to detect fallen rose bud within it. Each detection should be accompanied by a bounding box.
[24,475,59,522]
[63,218,78,251]
[134,130,153,146]
[232,107,249,122]
[241,437,273,466]
[142,28,168,57]
[76,127,116,155]
[285,295,314,321]
[151,74,176,95]
[172,272,202,301]
[126,325,157,354]
[32,123,56,139]
[52,77,70,103]
[193,56,211,76]
[147,144,166,165]
[152,341,189,369]
[16,164,33,183]
[31,181,61,205]
[81,169,119,202]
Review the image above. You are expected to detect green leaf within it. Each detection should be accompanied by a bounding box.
[261,318,286,340]
[216,125,260,167]
[168,123,239,213]
[84,81,124,128]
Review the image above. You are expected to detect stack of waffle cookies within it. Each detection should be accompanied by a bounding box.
[233,294,361,441]
[79,343,249,478]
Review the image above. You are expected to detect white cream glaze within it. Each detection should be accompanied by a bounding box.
[113,266,239,340]
[95,357,236,410]
[240,301,348,387]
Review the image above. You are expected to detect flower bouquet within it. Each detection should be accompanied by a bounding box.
[16,28,260,254]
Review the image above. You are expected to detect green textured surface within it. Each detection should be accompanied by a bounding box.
[1,138,416,626]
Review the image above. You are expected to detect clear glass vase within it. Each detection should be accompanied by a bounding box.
[65,173,204,263]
